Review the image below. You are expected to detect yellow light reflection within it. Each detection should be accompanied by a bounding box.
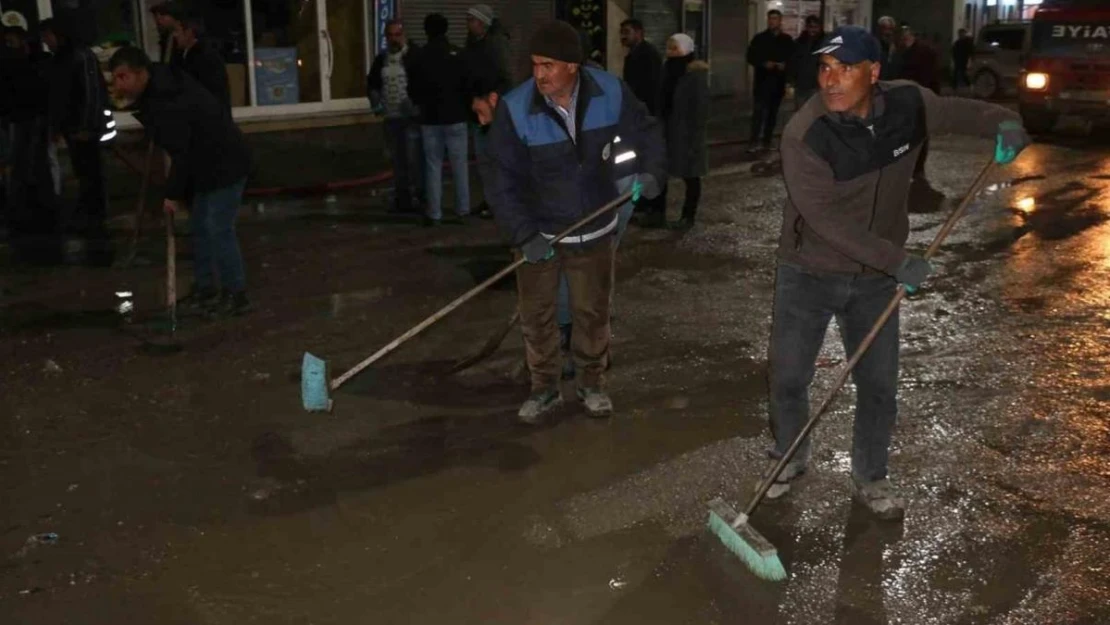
[1015,196,1036,213]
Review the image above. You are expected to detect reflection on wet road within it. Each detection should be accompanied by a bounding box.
[2,134,1109,624]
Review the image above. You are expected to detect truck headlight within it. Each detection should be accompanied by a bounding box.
[1024,72,1049,91]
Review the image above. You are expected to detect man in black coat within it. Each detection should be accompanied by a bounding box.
[110,46,253,315]
[618,18,661,115]
[746,9,795,151]
[951,28,974,92]
[406,13,472,225]
[789,15,824,105]
[3,20,62,265]
[171,14,231,111]
[40,16,112,266]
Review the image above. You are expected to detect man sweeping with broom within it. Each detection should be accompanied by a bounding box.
[707,25,1029,582]
[483,20,664,424]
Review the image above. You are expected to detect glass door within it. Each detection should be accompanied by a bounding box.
[251,0,323,105]
[319,0,369,101]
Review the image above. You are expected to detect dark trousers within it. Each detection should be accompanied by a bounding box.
[751,85,785,147]
[952,64,969,89]
[768,263,900,483]
[660,177,702,220]
[7,119,61,264]
[189,178,247,292]
[914,139,929,178]
[383,117,424,211]
[517,238,615,392]
[65,137,107,241]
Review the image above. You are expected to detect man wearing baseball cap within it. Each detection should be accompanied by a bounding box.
[483,20,665,424]
[760,25,1030,519]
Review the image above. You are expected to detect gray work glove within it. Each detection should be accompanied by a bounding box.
[895,255,934,293]
[521,235,554,264]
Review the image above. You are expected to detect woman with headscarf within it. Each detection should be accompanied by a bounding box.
[659,33,709,230]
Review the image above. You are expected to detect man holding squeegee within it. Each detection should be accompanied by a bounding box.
[484,20,664,424]
[765,26,1029,519]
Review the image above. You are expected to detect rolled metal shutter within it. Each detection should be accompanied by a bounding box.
[398,0,471,49]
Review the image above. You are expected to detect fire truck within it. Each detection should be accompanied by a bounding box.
[1019,0,1110,133]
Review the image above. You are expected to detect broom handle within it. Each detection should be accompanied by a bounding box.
[330,191,635,390]
[741,161,996,521]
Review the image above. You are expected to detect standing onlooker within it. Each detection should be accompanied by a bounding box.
[660,33,709,231]
[618,19,662,115]
[172,14,231,111]
[789,15,824,105]
[110,46,253,315]
[41,16,112,266]
[899,26,940,180]
[3,16,62,265]
[407,13,471,226]
[463,4,511,219]
[951,28,975,93]
[746,9,794,152]
[619,19,665,226]
[368,19,423,213]
[876,16,901,80]
[149,1,184,64]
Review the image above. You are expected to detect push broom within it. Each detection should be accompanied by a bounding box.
[302,190,635,412]
[708,160,997,581]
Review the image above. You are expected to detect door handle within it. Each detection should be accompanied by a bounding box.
[322,29,334,78]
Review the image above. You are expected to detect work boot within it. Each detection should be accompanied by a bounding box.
[178,286,219,314]
[668,216,695,231]
[852,478,906,521]
[218,290,252,317]
[576,387,613,418]
[517,389,562,425]
[755,457,808,500]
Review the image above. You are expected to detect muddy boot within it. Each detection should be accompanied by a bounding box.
[518,389,563,425]
[576,387,613,418]
[755,456,808,500]
[178,286,220,315]
[852,478,905,521]
[559,324,575,380]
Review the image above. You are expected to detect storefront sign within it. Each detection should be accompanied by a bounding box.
[375,0,397,53]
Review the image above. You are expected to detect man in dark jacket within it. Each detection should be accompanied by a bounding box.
[464,4,511,219]
[747,9,795,151]
[368,19,423,213]
[110,46,253,315]
[898,25,941,179]
[3,19,62,265]
[765,26,1029,519]
[484,20,665,423]
[150,1,184,64]
[788,15,824,105]
[876,16,901,81]
[406,13,471,225]
[40,16,112,266]
[618,19,661,115]
[171,14,230,111]
[951,28,974,92]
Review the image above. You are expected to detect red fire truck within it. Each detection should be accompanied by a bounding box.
[1019,0,1110,133]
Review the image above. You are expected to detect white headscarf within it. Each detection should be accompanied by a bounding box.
[669,33,696,56]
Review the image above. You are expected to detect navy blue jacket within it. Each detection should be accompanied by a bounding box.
[485,67,665,246]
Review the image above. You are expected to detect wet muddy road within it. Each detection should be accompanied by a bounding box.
[2,131,1109,624]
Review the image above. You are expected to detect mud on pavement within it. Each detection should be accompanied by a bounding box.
[2,134,1109,624]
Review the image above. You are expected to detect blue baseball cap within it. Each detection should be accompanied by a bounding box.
[813,25,881,64]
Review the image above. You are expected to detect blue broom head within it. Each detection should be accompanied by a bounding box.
[707,498,788,582]
[301,352,331,411]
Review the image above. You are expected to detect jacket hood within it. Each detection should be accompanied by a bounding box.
[142,64,186,101]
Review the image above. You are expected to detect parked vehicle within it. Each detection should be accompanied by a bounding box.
[1019,0,1110,133]
[969,22,1031,99]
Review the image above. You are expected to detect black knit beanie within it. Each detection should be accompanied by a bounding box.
[529,20,583,64]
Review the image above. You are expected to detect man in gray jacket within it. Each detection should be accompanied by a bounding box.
[763,26,1029,520]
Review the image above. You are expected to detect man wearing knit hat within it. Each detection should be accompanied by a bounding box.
[484,20,665,424]
[464,4,511,219]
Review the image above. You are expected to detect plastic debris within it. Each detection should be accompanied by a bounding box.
[43,360,62,374]
[608,577,627,590]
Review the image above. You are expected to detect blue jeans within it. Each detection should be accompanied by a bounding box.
[421,123,470,220]
[190,178,247,292]
[768,263,900,483]
[383,117,424,210]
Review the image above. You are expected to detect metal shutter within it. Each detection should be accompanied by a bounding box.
[399,0,471,49]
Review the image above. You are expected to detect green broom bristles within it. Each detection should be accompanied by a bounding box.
[707,498,787,582]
